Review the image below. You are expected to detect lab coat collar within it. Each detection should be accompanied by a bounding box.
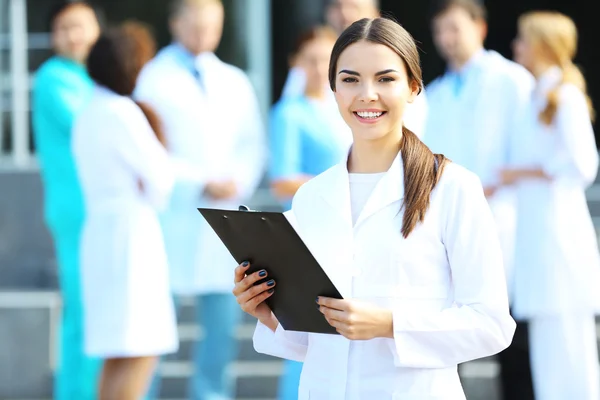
[170,42,220,71]
[446,48,487,77]
[534,65,562,97]
[94,84,120,99]
[320,147,405,228]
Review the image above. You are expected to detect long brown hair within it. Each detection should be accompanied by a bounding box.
[329,17,448,238]
[87,21,167,146]
[518,11,595,124]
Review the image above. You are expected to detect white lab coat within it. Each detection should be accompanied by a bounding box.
[253,153,515,400]
[422,50,535,299]
[508,66,600,319]
[73,86,191,356]
[281,66,428,137]
[135,46,266,295]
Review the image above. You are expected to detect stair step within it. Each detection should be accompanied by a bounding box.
[158,375,280,398]
[159,360,283,378]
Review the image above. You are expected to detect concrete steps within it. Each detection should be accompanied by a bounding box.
[2,176,600,399]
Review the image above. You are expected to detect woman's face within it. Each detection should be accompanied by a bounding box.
[295,37,335,95]
[52,4,100,63]
[333,40,419,145]
[512,28,538,72]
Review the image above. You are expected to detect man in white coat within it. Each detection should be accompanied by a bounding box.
[281,0,428,137]
[134,0,266,398]
[421,0,535,398]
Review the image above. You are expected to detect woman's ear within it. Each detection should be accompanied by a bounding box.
[407,79,420,103]
[288,54,298,69]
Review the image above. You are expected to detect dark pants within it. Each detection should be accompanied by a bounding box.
[497,320,535,400]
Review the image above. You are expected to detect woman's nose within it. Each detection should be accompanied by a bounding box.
[358,83,378,103]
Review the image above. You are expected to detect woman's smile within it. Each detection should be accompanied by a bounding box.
[353,109,387,123]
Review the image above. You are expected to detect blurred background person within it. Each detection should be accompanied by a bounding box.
[281,0,427,137]
[73,21,204,400]
[503,11,600,400]
[421,1,535,398]
[31,2,101,399]
[268,25,352,400]
[134,0,266,398]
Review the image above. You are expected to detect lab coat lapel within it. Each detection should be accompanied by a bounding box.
[318,161,353,230]
[318,151,405,229]
[354,152,405,228]
[309,162,353,298]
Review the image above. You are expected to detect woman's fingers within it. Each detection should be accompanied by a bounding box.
[233,261,251,284]
[240,285,276,313]
[233,262,268,295]
[237,278,276,308]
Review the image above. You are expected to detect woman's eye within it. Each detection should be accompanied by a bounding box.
[379,77,395,82]
[342,77,358,83]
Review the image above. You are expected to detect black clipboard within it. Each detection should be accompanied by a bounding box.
[197,206,343,335]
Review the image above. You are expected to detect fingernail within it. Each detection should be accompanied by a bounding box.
[242,261,249,267]
[316,305,320,309]
[266,279,275,287]
[315,297,319,303]
[259,270,267,277]
[267,288,274,294]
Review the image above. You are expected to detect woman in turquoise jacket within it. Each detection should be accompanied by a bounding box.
[270,26,352,400]
[32,3,101,399]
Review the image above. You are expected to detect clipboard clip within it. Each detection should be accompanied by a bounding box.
[239,205,267,221]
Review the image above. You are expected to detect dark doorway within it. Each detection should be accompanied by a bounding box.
[269,0,599,142]
[380,0,599,141]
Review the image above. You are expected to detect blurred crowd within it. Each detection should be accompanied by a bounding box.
[31,0,599,399]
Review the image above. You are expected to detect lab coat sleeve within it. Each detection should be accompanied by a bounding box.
[134,63,209,200]
[540,84,599,186]
[390,172,515,368]
[252,210,309,361]
[504,70,535,170]
[281,67,307,99]
[230,75,267,199]
[113,103,203,210]
[269,101,302,180]
[253,321,308,362]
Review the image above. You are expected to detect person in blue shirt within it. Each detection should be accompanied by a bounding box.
[422,1,535,399]
[31,2,101,399]
[269,26,352,400]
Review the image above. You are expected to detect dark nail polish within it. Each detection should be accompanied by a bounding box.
[266,279,275,287]
[242,261,249,267]
[316,305,320,309]
[259,270,267,277]
[315,297,319,303]
[268,288,275,294]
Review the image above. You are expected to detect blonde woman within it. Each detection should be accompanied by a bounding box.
[502,11,600,400]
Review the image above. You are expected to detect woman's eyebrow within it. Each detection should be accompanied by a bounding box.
[375,69,398,76]
[338,68,399,76]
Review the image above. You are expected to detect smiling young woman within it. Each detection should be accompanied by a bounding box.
[232,17,515,399]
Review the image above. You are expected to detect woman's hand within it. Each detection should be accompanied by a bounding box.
[483,185,497,198]
[317,297,393,340]
[499,169,521,186]
[204,180,238,200]
[232,262,278,330]
[500,168,549,185]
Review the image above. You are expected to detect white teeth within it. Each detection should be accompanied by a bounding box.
[357,111,383,119]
